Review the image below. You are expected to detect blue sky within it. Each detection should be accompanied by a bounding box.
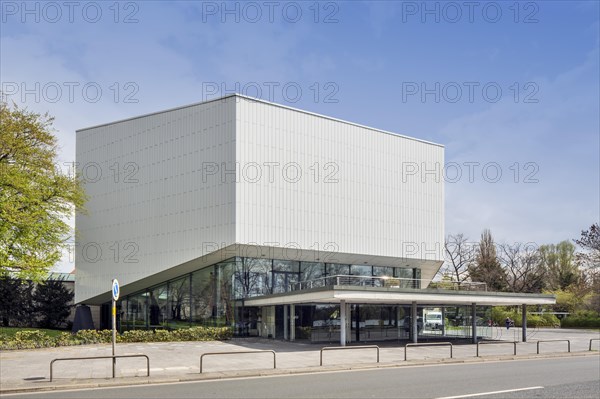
[1,1,598,272]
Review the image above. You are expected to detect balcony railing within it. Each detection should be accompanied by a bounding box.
[428,280,488,291]
[289,275,487,292]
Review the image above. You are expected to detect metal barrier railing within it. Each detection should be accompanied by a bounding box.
[590,338,600,351]
[50,354,149,382]
[200,350,276,373]
[404,342,453,361]
[476,341,517,357]
[536,340,570,354]
[320,345,380,366]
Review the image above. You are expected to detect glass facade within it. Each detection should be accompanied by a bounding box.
[116,256,422,335]
[108,257,498,344]
[282,304,493,343]
[168,276,190,327]
[191,266,214,325]
[148,284,167,327]
[300,262,324,281]
[326,263,349,276]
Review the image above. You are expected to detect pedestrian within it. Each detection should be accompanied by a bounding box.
[505,317,511,330]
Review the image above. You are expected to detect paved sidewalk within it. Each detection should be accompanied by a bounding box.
[1,328,598,394]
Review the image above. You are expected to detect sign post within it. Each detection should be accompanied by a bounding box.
[111,279,120,378]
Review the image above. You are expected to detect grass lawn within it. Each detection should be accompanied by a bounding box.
[0,327,67,338]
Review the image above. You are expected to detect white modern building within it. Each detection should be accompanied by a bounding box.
[75,94,554,344]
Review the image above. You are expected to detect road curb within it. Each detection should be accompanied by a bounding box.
[1,351,598,395]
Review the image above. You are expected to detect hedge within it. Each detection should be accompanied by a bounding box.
[0,326,232,350]
[560,311,600,328]
[491,307,560,328]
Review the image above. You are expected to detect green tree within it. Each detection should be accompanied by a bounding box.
[548,289,586,314]
[539,241,579,290]
[0,274,23,326]
[21,280,36,327]
[0,101,86,279]
[469,229,508,291]
[33,280,74,328]
[0,275,35,327]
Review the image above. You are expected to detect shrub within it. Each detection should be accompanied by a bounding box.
[561,311,600,328]
[15,330,49,342]
[153,329,171,342]
[525,314,557,328]
[491,307,559,328]
[54,331,74,347]
[9,330,53,349]
[119,329,154,343]
[74,329,112,344]
[540,313,561,327]
[0,325,232,350]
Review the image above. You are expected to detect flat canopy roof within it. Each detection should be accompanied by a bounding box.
[243,286,556,307]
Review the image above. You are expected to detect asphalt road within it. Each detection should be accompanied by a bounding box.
[6,356,599,399]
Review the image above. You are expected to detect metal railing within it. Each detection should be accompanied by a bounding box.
[404,342,453,361]
[290,275,487,292]
[200,350,276,373]
[320,345,380,366]
[291,275,422,291]
[476,341,517,357]
[427,281,488,291]
[536,340,570,354]
[590,339,599,351]
[50,354,149,381]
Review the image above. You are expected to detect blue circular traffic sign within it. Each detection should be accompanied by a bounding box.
[112,279,120,301]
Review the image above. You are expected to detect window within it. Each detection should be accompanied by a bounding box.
[234,258,272,298]
[167,277,190,328]
[301,262,324,281]
[148,284,168,327]
[326,263,349,276]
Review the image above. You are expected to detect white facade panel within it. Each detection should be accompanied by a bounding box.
[76,98,237,303]
[235,97,444,267]
[76,94,444,303]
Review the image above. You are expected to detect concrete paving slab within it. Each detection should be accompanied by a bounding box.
[1,328,598,394]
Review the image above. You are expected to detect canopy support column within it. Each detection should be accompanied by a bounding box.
[411,301,418,343]
[441,307,446,336]
[522,304,527,342]
[283,305,288,340]
[471,303,477,344]
[290,304,295,341]
[340,300,346,347]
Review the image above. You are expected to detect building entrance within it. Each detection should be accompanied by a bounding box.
[350,304,409,342]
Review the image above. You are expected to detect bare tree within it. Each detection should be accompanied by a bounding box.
[169,278,189,322]
[574,223,600,270]
[438,234,475,286]
[574,223,600,312]
[233,258,272,298]
[498,242,545,293]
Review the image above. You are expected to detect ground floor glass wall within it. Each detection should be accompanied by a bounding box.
[110,256,422,332]
[118,258,236,331]
[235,304,495,343]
